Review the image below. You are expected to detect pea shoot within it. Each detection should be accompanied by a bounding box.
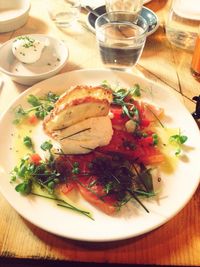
[23,136,34,151]
[40,141,53,151]
[169,131,188,156]
[13,92,59,124]
[103,83,142,125]
[152,133,159,145]
[11,139,93,220]
[72,162,80,175]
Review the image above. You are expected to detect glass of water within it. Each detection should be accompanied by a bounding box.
[106,0,143,19]
[46,0,81,28]
[95,11,148,70]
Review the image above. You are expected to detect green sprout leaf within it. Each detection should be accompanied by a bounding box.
[169,131,188,156]
[40,141,53,151]
[23,136,34,151]
[15,180,32,195]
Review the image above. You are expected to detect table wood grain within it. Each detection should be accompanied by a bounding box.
[0,0,199,266]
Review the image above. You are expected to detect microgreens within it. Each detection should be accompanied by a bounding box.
[169,131,188,156]
[14,36,35,48]
[23,136,34,151]
[13,92,59,124]
[11,139,93,219]
[88,155,154,212]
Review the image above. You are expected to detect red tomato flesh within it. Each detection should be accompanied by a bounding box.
[29,153,42,165]
[55,101,164,214]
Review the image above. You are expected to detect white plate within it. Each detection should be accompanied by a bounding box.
[0,0,31,33]
[173,0,200,21]
[0,34,69,86]
[0,69,199,242]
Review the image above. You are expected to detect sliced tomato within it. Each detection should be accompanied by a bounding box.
[137,146,164,165]
[98,129,164,165]
[138,135,154,146]
[28,114,39,125]
[77,176,117,215]
[29,153,42,165]
[57,182,76,195]
[140,153,165,165]
[139,102,164,123]
[110,105,128,128]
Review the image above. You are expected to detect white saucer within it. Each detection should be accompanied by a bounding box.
[173,0,200,20]
[0,34,69,86]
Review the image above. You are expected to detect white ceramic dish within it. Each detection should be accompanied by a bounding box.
[173,0,200,21]
[0,69,200,242]
[0,0,31,33]
[0,34,69,86]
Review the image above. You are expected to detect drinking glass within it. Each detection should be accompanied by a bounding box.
[95,11,148,70]
[46,0,81,28]
[106,0,143,20]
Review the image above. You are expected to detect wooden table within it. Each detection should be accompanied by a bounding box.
[0,0,199,266]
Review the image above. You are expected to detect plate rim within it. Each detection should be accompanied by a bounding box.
[0,68,199,242]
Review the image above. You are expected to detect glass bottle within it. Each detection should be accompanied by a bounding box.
[165,0,200,50]
[191,32,200,81]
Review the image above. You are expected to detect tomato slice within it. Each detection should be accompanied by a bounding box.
[138,102,164,123]
[110,105,128,128]
[28,115,39,125]
[29,153,42,165]
[77,176,117,215]
[54,100,164,214]
[57,182,76,195]
[98,129,164,165]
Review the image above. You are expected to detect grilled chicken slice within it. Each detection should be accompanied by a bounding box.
[43,85,113,134]
[52,116,113,154]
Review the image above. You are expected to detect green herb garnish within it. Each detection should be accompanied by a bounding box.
[169,133,188,145]
[11,140,93,219]
[23,136,34,151]
[72,162,80,175]
[87,155,154,212]
[14,36,35,48]
[13,92,59,124]
[169,131,188,156]
[152,133,159,145]
[40,140,53,151]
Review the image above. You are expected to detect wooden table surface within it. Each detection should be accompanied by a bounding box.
[0,0,200,266]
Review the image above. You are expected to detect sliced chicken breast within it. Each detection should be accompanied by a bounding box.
[43,85,113,134]
[53,116,113,154]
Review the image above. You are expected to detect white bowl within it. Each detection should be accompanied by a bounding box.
[0,0,31,33]
[0,34,69,86]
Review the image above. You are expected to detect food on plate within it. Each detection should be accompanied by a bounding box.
[12,36,46,64]
[51,116,113,154]
[11,82,188,218]
[43,85,114,154]
[43,85,113,132]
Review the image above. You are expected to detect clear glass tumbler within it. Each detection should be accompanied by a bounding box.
[95,11,148,70]
[105,0,143,20]
[46,0,81,27]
